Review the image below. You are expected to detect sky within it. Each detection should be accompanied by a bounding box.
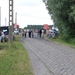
[0,0,54,28]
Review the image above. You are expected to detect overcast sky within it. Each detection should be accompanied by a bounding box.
[0,0,53,28]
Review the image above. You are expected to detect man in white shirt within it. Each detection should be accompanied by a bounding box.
[41,28,44,38]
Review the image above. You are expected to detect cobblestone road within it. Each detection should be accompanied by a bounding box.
[20,37,75,75]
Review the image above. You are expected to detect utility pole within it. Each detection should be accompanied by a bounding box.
[0,7,1,27]
[5,18,6,26]
[15,12,17,30]
[9,0,13,43]
[15,12,17,24]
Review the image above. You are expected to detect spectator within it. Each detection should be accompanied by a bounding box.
[1,31,5,42]
[46,28,50,40]
[41,28,44,38]
[0,31,2,42]
[31,29,34,38]
[29,29,31,38]
[24,30,27,38]
[39,29,42,38]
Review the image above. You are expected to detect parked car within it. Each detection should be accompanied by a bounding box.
[3,30,9,42]
[0,26,15,42]
[14,30,19,35]
[50,29,58,38]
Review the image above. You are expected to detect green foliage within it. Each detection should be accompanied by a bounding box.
[69,5,75,22]
[43,0,75,41]
[24,24,53,30]
[69,38,75,44]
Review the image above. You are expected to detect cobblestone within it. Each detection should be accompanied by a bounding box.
[20,37,75,75]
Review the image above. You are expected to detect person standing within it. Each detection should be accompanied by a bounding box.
[41,28,44,38]
[39,29,42,38]
[24,30,27,38]
[46,28,50,40]
[1,31,5,42]
[29,29,31,38]
[31,29,34,38]
[0,31,2,42]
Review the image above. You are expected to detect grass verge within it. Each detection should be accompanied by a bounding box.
[49,37,75,48]
[44,34,75,48]
[0,35,33,75]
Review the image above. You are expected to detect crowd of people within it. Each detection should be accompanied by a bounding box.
[0,27,58,42]
[22,29,34,38]
[21,28,58,39]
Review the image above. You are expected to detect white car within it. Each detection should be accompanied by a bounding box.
[14,30,19,34]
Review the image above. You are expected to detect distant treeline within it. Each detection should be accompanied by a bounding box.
[24,25,53,30]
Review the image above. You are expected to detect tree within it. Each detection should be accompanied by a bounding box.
[43,0,75,41]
